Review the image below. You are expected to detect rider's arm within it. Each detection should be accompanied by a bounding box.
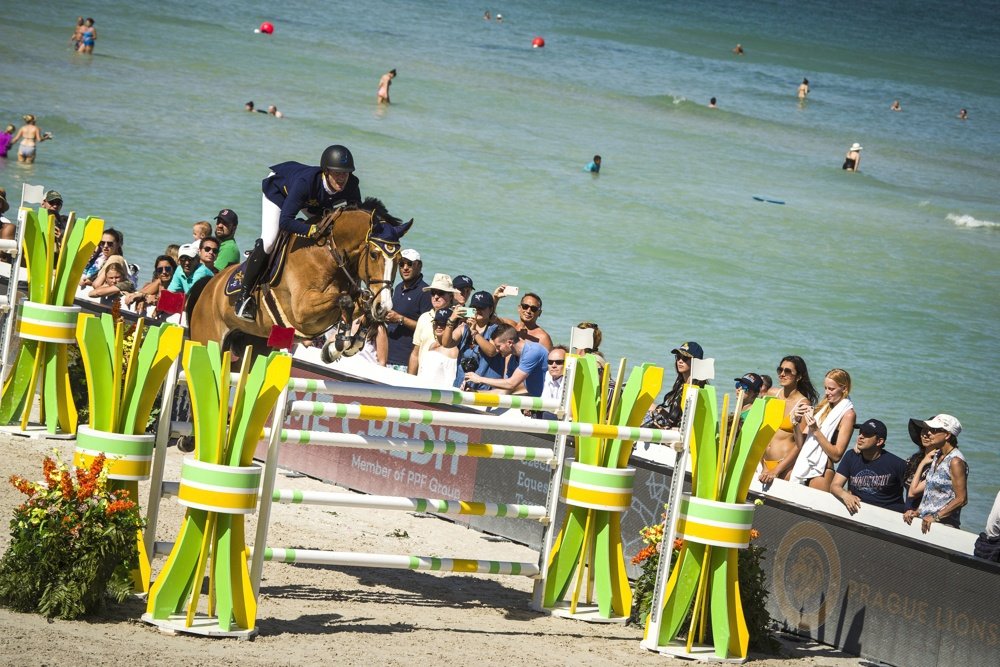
[279,177,318,236]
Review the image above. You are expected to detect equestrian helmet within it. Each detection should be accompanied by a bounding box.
[320,144,355,173]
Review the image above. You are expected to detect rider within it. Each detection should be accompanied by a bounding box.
[235,144,363,321]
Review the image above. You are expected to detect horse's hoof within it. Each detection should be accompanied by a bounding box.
[176,436,195,453]
[321,341,342,364]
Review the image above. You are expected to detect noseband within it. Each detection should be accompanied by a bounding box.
[318,209,398,321]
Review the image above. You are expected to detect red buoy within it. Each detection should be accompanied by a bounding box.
[260,22,274,35]
[532,36,545,48]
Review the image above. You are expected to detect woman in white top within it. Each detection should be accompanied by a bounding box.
[416,308,458,387]
[789,368,857,491]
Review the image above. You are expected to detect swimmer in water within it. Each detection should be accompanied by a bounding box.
[708,97,717,108]
[77,17,96,54]
[267,105,284,118]
[733,43,744,56]
[958,108,968,120]
[797,78,810,100]
[891,100,902,112]
[585,155,601,173]
[842,142,862,172]
[10,114,53,164]
[377,69,396,105]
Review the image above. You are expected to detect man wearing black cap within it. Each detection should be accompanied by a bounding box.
[452,275,474,306]
[214,209,241,270]
[831,419,907,514]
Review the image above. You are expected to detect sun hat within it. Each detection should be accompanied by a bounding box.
[734,372,763,393]
[469,291,494,309]
[215,208,239,227]
[855,418,888,441]
[907,414,961,445]
[452,275,474,291]
[422,273,459,294]
[670,341,704,360]
[178,243,199,259]
[849,142,863,152]
[400,248,420,262]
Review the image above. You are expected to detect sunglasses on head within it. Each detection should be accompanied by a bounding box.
[155,265,173,274]
[519,303,540,312]
[777,366,795,375]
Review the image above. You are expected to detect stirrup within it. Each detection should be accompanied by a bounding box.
[235,295,257,321]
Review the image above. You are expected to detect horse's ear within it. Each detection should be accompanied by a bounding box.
[395,219,414,238]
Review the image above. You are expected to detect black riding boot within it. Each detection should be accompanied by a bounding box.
[235,239,268,321]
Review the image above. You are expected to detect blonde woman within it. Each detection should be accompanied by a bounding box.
[10,115,53,163]
[789,369,857,491]
[88,255,134,306]
[759,355,818,484]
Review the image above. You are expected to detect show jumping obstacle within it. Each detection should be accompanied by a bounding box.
[139,346,683,637]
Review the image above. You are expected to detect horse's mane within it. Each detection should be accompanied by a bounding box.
[355,197,401,224]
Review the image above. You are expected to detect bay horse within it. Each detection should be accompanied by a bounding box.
[188,198,411,362]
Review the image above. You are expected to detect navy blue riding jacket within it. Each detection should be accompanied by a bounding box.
[262,161,362,236]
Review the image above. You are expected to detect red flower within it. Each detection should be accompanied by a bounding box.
[105,499,136,516]
[673,538,684,551]
[749,528,760,541]
[9,475,36,497]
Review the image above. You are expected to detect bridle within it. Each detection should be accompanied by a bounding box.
[316,208,399,323]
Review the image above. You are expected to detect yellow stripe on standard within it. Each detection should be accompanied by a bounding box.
[177,484,258,514]
[18,320,77,343]
[675,517,752,549]
[559,483,633,512]
[74,451,152,480]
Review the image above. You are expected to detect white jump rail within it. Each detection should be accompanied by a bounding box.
[0,183,38,385]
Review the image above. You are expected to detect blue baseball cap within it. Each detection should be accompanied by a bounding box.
[671,341,704,360]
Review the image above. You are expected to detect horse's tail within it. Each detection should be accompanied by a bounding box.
[185,274,215,322]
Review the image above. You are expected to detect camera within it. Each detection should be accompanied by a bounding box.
[460,356,479,372]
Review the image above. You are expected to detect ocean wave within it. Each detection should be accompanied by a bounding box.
[947,213,999,229]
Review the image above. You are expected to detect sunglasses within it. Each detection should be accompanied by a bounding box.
[99,241,116,249]
[202,246,219,254]
[921,427,946,436]
[519,303,540,313]
[399,260,414,268]
[547,359,564,366]
[430,290,449,297]
[155,265,173,274]
[735,381,751,391]
[777,367,796,376]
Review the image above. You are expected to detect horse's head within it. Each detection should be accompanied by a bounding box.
[358,198,412,319]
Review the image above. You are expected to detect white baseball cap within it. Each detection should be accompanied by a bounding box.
[400,248,420,262]
[907,413,962,444]
[178,243,199,259]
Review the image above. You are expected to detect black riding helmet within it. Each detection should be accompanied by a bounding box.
[320,144,355,173]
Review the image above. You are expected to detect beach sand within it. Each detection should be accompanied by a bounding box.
[0,430,864,666]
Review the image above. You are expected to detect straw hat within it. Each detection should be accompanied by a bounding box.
[849,142,863,152]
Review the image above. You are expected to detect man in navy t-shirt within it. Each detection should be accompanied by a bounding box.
[831,419,908,514]
[463,323,547,397]
[384,248,431,370]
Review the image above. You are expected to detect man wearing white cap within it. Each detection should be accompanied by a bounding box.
[168,242,215,294]
[902,414,968,532]
[408,273,459,375]
[384,248,431,371]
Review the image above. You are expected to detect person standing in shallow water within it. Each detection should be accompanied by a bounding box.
[377,69,396,104]
[11,115,53,164]
[843,142,862,172]
[77,17,96,54]
[797,78,810,100]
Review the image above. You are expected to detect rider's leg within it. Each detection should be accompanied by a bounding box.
[235,194,281,321]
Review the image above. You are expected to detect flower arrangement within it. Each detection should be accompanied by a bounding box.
[628,504,779,654]
[0,452,143,619]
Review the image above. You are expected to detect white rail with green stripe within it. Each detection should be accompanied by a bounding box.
[167,422,556,462]
[289,401,680,445]
[271,489,548,519]
[286,378,562,413]
[255,548,539,576]
[277,429,555,462]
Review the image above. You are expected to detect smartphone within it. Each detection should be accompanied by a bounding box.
[502,285,519,297]
[462,307,477,318]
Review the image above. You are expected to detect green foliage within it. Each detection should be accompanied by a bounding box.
[0,453,143,619]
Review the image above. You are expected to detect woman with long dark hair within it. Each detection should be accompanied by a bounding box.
[759,355,818,484]
[643,341,706,429]
[123,255,176,316]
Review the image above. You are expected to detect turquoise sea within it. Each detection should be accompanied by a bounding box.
[2,0,998,529]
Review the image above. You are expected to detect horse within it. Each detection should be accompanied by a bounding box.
[188,198,411,362]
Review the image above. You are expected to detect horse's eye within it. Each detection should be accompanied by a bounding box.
[370,250,379,260]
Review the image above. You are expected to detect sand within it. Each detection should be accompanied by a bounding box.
[0,430,864,666]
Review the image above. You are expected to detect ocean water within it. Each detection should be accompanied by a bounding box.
[2,0,998,528]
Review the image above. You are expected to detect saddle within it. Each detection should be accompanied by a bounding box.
[223,232,303,333]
